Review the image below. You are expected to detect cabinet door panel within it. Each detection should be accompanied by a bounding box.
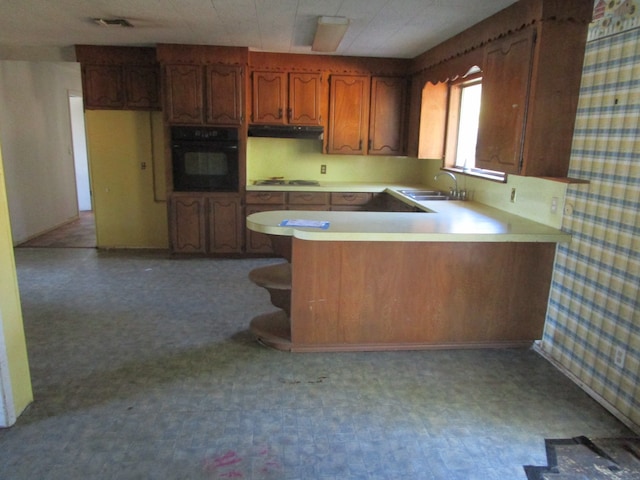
[165,65,203,124]
[369,76,407,155]
[206,65,243,125]
[328,75,370,154]
[475,29,535,174]
[83,65,124,109]
[125,65,160,110]
[246,191,286,204]
[252,71,286,124]
[330,192,372,206]
[289,73,322,125]
[170,196,206,253]
[208,197,243,253]
[287,192,329,206]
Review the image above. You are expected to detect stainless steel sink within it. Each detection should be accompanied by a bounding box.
[409,195,450,201]
[398,189,452,201]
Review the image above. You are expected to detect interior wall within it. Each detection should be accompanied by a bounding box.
[0,141,33,427]
[0,61,82,245]
[420,159,569,229]
[540,24,640,431]
[247,137,424,185]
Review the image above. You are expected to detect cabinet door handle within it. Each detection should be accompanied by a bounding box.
[287,108,292,120]
[278,108,283,119]
[368,139,372,150]
[359,139,362,150]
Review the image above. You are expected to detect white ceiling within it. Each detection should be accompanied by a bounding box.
[0,0,517,59]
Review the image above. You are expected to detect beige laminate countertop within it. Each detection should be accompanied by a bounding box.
[245,184,571,243]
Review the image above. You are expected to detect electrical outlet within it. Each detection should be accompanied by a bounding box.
[550,197,558,214]
[320,164,327,174]
[510,188,517,203]
[614,346,626,368]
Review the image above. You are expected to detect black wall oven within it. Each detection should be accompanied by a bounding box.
[171,126,239,192]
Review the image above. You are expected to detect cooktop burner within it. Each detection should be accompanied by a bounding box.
[254,179,320,186]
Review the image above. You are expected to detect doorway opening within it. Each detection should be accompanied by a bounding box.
[68,92,91,212]
[17,93,95,248]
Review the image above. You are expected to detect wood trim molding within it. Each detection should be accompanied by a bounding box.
[249,51,410,76]
[409,0,593,76]
[156,44,249,65]
[75,45,157,65]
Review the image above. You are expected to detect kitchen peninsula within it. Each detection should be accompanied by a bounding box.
[246,190,570,352]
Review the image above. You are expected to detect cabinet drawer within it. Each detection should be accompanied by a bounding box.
[288,205,328,211]
[330,192,372,206]
[245,191,286,204]
[287,192,330,205]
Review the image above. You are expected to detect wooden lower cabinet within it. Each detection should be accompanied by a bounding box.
[330,192,373,211]
[208,197,243,253]
[245,204,285,254]
[169,196,206,253]
[169,194,242,254]
[245,192,286,254]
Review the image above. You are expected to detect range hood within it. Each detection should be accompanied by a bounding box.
[248,125,324,140]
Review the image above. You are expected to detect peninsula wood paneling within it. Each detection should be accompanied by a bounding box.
[290,239,556,351]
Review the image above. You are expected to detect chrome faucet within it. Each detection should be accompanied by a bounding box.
[434,171,459,199]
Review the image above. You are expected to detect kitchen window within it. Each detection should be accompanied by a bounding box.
[444,69,506,181]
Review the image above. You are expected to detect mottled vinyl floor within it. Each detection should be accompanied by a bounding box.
[0,247,632,479]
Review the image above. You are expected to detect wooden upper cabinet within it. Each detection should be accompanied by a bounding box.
[164,63,245,126]
[82,65,124,109]
[252,71,287,124]
[288,73,322,125]
[165,64,204,124]
[206,65,243,125]
[78,46,160,111]
[369,76,407,156]
[327,75,370,155]
[328,74,407,156]
[125,65,160,110]
[475,28,535,174]
[251,71,321,125]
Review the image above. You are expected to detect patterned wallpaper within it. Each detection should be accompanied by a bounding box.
[589,0,640,40]
[540,16,639,430]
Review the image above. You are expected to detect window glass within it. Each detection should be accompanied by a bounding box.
[454,81,481,170]
[443,72,506,181]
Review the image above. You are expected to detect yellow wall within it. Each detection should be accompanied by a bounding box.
[0,141,32,423]
[85,110,168,249]
[420,159,569,228]
[247,138,425,184]
[247,138,567,228]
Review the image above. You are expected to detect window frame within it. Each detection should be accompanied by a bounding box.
[443,71,507,183]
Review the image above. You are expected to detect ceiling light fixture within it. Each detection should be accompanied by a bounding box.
[312,16,349,52]
[93,18,133,28]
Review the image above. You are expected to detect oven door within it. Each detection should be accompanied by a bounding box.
[172,142,239,192]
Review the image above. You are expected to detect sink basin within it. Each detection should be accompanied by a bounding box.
[398,189,452,201]
[409,195,451,201]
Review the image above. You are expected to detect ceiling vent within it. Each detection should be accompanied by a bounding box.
[93,18,133,27]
